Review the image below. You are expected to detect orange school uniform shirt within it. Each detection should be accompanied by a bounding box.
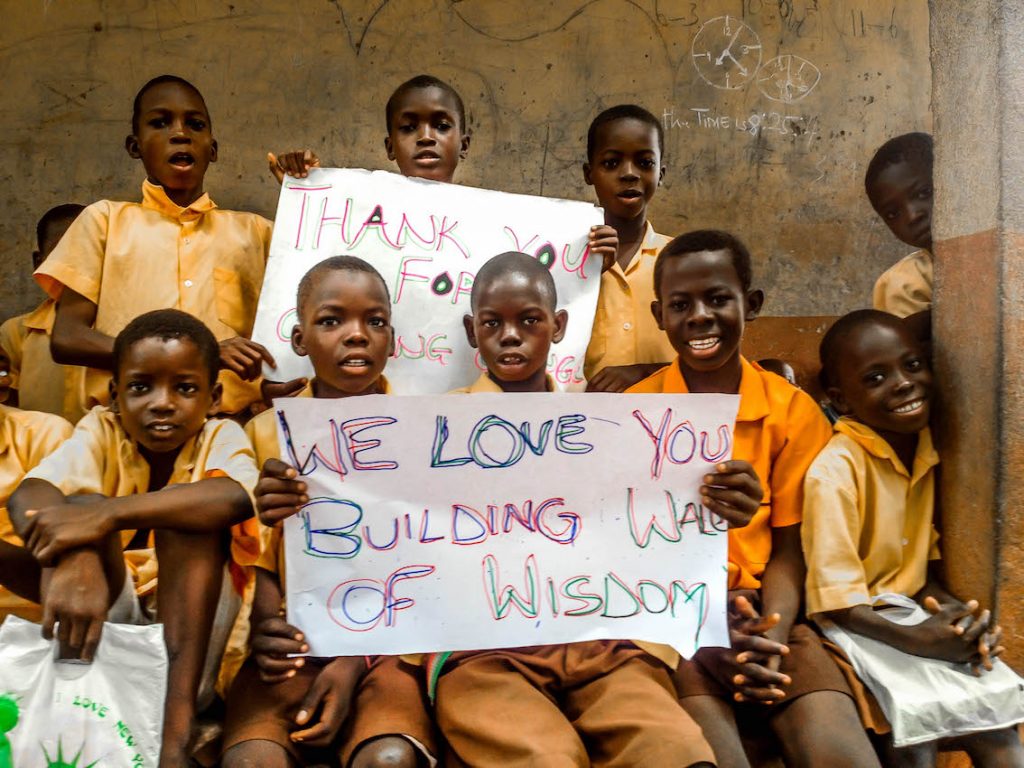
[584,223,676,379]
[0,299,86,423]
[34,180,272,415]
[0,403,74,619]
[627,357,832,590]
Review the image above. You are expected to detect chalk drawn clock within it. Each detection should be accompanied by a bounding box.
[757,54,822,102]
[691,15,762,90]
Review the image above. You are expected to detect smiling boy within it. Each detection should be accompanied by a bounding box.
[805,310,1024,767]
[6,309,260,767]
[36,75,299,420]
[221,257,437,768]
[627,230,881,768]
[866,133,934,317]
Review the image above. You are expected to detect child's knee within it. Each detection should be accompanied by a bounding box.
[965,725,1024,757]
[351,735,422,768]
[222,739,295,768]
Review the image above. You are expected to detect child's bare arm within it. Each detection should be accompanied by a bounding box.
[267,150,321,184]
[250,567,309,682]
[20,476,253,564]
[50,287,115,369]
[8,477,68,539]
[760,523,804,647]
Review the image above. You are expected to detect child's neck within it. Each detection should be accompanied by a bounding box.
[312,377,384,399]
[876,427,919,473]
[488,370,548,393]
[606,211,647,270]
[151,178,206,209]
[141,447,179,492]
[677,354,743,395]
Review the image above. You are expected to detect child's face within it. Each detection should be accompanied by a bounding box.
[828,322,932,436]
[0,349,11,405]
[292,270,393,397]
[868,159,933,250]
[463,274,567,392]
[653,250,762,379]
[385,86,469,183]
[584,118,664,223]
[112,337,220,455]
[127,82,217,203]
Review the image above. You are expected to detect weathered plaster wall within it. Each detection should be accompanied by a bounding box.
[0,0,929,320]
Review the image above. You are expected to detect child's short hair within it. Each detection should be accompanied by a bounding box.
[864,132,933,195]
[131,75,207,134]
[112,309,220,385]
[385,74,466,132]
[36,203,84,250]
[818,308,905,391]
[586,104,664,160]
[653,230,753,298]
[471,251,557,311]
[296,255,391,320]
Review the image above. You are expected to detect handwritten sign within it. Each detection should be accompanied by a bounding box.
[252,169,604,393]
[277,392,738,658]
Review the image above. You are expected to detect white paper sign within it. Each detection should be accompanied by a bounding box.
[276,392,739,659]
[252,169,604,393]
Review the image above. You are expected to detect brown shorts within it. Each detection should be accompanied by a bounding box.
[675,622,853,705]
[222,655,437,766]
[437,641,715,768]
[821,637,892,734]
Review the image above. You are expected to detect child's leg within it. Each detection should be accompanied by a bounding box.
[342,656,435,768]
[769,691,882,768]
[874,737,937,768]
[564,642,716,768]
[221,740,297,768]
[154,528,227,767]
[957,726,1024,768]
[679,694,750,768]
[435,647,587,767]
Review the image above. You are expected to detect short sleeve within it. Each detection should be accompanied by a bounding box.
[769,390,832,527]
[0,316,24,387]
[802,453,871,615]
[872,251,933,318]
[34,201,112,304]
[24,408,110,495]
[200,419,260,566]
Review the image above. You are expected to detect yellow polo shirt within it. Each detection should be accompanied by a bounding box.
[24,407,261,597]
[802,419,940,617]
[0,299,86,423]
[584,222,676,379]
[0,403,74,619]
[628,357,832,590]
[34,180,273,415]
[872,249,933,317]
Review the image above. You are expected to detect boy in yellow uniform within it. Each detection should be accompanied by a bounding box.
[0,347,73,621]
[6,309,260,767]
[804,309,1023,767]
[0,204,84,422]
[583,105,676,392]
[866,133,934,318]
[627,230,880,767]
[222,257,436,768]
[434,250,766,767]
[36,75,301,420]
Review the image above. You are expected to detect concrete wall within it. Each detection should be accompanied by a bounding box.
[0,0,929,320]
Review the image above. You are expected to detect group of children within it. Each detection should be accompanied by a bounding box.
[0,70,1019,768]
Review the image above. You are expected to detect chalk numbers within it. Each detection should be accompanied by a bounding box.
[691,15,763,91]
[756,54,821,103]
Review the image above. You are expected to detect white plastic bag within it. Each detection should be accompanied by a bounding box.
[0,615,166,766]
[820,593,1024,747]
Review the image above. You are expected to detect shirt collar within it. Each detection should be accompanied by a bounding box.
[833,417,939,480]
[22,298,56,332]
[141,179,216,223]
[305,376,391,397]
[660,356,770,422]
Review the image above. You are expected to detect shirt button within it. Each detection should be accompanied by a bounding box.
[901,538,909,546]
[184,279,194,288]
[184,238,191,245]
[623,322,632,330]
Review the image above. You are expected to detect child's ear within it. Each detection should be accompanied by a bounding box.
[462,314,478,349]
[552,309,569,344]
[650,300,666,331]
[209,138,219,163]
[384,136,396,162]
[658,165,666,185]
[459,132,471,159]
[207,381,223,417]
[582,162,593,186]
[290,324,308,357]
[825,386,852,415]
[745,289,765,321]
[125,135,141,159]
[108,379,119,413]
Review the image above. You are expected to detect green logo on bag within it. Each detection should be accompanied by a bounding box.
[0,693,19,768]
[41,739,99,767]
